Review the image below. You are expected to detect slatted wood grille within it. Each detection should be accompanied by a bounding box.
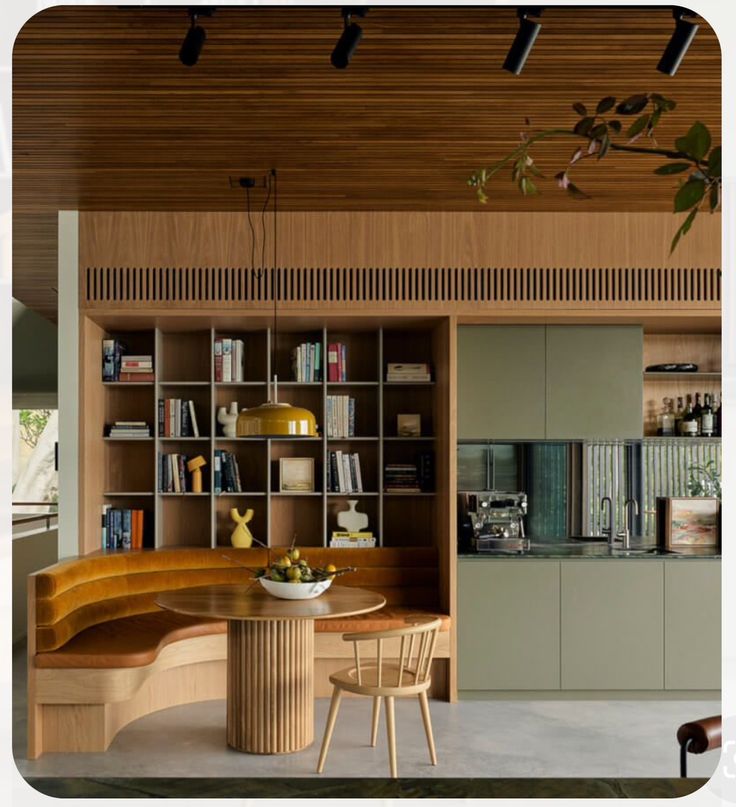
[83,266,720,309]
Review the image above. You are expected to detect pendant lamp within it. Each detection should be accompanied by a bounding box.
[237,171,318,438]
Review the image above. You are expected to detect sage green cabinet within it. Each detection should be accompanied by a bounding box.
[664,561,721,690]
[458,559,560,690]
[457,324,643,440]
[457,326,546,439]
[561,561,663,690]
[545,325,643,439]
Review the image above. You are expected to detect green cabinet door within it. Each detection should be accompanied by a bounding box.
[546,325,643,439]
[457,326,546,439]
[458,559,560,690]
[664,561,721,690]
[561,560,663,690]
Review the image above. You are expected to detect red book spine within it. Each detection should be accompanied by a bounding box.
[118,372,154,382]
[214,338,223,383]
[328,343,338,382]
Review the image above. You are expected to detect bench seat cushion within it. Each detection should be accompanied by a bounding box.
[34,606,450,669]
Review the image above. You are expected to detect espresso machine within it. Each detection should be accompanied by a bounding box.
[459,491,529,553]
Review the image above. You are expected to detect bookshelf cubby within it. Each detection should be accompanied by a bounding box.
[81,322,448,554]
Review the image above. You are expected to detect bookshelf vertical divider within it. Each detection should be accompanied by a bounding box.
[378,327,385,548]
[153,327,162,548]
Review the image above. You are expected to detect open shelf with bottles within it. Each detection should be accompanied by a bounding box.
[643,333,721,437]
[80,320,449,555]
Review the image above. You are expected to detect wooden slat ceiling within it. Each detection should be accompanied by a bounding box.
[13,5,721,320]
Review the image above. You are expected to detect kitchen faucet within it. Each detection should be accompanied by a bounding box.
[619,498,640,550]
[600,496,614,546]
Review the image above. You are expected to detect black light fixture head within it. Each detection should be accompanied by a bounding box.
[331,7,369,69]
[179,7,215,67]
[657,7,699,76]
[503,7,543,75]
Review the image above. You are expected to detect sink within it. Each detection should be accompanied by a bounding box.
[609,547,659,556]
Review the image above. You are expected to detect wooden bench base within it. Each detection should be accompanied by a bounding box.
[29,631,450,758]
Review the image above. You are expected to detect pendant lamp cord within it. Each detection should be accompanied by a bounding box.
[272,169,278,401]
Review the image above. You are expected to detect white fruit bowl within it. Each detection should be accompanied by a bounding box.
[259,577,332,600]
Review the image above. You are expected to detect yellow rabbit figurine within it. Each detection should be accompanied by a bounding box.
[230,508,255,548]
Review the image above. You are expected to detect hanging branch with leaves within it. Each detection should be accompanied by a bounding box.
[468,93,721,253]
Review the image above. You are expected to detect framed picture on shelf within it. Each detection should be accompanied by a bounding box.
[279,457,316,493]
[656,496,720,550]
[397,414,421,437]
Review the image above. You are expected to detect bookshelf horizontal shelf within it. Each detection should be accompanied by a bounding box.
[215,491,267,497]
[277,381,323,387]
[327,436,379,442]
[383,436,435,441]
[326,492,379,497]
[383,381,435,386]
[104,437,154,441]
[327,381,379,387]
[271,492,323,497]
[158,493,211,497]
[159,436,210,441]
[215,436,267,442]
[103,491,155,497]
[158,380,210,386]
[102,382,154,387]
[215,381,267,387]
[383,491,436,496]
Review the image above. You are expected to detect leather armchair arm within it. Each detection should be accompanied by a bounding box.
[677,716,722,754]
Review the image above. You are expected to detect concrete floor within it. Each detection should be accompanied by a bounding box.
[13,644,720,780]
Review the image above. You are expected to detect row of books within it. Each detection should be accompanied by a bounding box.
[214,449,243,493]
[214,337,246,382]
[386,362,431,382]
[326,395,356,438]
[102,339,154,382]
[106,420,151,439]
[291,342,322,382]
[327,450,364,493]
[158,453,199,493]
[384,452,434,492]
[329,531,376,548]
[327,343,348,382]
[101,507,146,550]
[158,398,201,438]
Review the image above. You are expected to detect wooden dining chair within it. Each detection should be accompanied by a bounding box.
[316,616,442,778]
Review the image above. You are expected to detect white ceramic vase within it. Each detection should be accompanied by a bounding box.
[217,402,239,438]
[336,499,368,532]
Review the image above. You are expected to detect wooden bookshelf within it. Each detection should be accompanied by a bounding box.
[81,322,447,555]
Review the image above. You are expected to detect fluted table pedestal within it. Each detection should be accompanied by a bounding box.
[227,619,314,754]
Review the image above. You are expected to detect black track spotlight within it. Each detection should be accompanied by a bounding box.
[331,7,368,69]
[657,7,699,75]
[179,8,214,67]
[503,8,543,75]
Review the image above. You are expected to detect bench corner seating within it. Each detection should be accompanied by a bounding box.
[27,546,450,758]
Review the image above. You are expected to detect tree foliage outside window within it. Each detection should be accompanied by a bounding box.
[19,409,51,450]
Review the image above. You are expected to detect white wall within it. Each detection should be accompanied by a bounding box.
[57,211,79,559]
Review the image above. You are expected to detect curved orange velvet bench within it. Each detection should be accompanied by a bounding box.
[27,547,450,757]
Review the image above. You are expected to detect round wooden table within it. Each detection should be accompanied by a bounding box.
[155,583,386,754]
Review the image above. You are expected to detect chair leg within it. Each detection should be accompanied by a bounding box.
[680,738,693,778]
[418,690,437,765]
[371,696,382,747]
[385,695,398,779]
[316,686,343,774]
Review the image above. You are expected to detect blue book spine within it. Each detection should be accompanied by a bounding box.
[113,509,122,549]
[214,450,222,494]
[121,510,132,550]
[348,397,355,438]
[102,340,116,382]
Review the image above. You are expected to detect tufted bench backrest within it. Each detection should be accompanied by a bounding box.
[32,547,440,652]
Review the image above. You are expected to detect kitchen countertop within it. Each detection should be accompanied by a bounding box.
[458,541,721,559]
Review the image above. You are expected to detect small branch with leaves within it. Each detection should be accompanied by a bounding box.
[468,93,721,253]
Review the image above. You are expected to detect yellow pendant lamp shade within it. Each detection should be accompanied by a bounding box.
[237,401,317,437]
[236,376,318,437]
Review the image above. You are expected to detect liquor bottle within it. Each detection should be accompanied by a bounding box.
[693,392,703,435]
[660,398,675,437]
[674,396,685,436]
[681,401,699,437]
[714,393,722,437]
[700,393,714,437]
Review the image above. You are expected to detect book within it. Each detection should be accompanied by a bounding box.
[118,372,155,383]
[214,450,222,493]
[101,503,111,549]
[121,509,132,550]
[222,339,232,383]
[188,399,200,438]
[214,338,223,382]
[327,343,339,382]
[331,530,374,538]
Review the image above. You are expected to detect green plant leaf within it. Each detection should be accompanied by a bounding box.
[651,93,676,111]
[670,208,697,254]
[572,102,587,116]
[596,96,616,114]
[675,122,711,161]
[590,123,607,139]
[648,107,661,131]
[598,133,611,159]
[709,183,720,212]
[616,94,649,115]
[673,178,705,212]
[626,114,649,139]
[573,116,595,136]
[653,162,692,175]
[607,119,622,133]
[566,182,590,200]
[708,145,721,176]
